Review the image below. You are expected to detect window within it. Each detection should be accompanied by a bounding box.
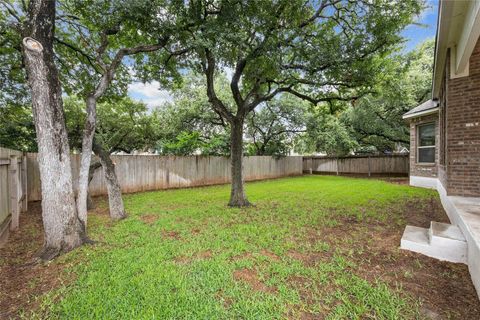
[417,123,435,163]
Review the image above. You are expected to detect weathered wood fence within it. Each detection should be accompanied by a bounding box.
[1,150,408,243]
[26,155,303,201]
[303,155,409,176]
[0,147,28,245]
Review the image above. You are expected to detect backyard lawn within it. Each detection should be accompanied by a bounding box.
[1,175,479,319]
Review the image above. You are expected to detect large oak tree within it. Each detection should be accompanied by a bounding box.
[19,0,87,259]
[186,0,423,206]
[55,0,190,223]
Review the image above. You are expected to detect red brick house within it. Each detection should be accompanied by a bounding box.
[402,0,480,298]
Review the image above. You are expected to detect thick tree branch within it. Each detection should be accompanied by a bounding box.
[357,128,409,144]
[280,87,371,105]
[93,36,170,99]
[54,37,101,74]
[201,49,234,123]
[231,58,246,107]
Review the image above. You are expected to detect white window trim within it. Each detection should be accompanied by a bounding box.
[417,123,436,164]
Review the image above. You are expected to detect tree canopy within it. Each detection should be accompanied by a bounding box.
[344,39,434,151]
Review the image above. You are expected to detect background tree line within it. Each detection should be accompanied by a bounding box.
[2,39,434,157]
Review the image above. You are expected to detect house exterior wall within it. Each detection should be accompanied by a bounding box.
[409,113,439,178]
[410,37,480,197]
[442,39,480,196]
[438,64,448,191]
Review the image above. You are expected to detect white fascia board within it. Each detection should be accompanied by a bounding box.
[432,0,453,98]
[455,0,480,76]
[402,108,439,120]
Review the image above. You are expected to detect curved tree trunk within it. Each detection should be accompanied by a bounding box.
[228,119,251,207]
[93,143,126,220]
[87,161,102,210]
[75,35,169,222]
[22,0,86,260]
[76,95,97,229]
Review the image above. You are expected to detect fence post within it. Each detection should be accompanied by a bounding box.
[309,157,313,174]
[336,157,339,176]
[368,156,371,177]
[21,154,28,212]
[9,155,19,231]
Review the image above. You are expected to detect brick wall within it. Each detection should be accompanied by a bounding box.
[444,39,480,196]
[409,113,439,178]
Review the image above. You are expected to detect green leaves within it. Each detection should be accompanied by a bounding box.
[0,103,36,151]
[245,95,309,156]
[64,96,157,153]
[345,39,435,151]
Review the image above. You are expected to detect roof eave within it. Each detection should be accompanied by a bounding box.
[432,0,452,99]
[432,1,480,99]
[402,107,439,120]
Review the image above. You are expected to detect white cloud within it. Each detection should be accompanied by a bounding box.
[128,81,173,109]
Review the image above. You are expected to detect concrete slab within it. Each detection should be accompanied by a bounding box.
[401,224,467,264]
[410,176,438,189]
[451,196,480,244]
[431,221,466,242]
[401,225,430,245]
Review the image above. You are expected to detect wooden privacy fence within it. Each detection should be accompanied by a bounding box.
[0,147,28,245]
[303,155,409,176]
[27,155,303,201]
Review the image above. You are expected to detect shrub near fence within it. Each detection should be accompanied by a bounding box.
[26,155,303,201]
[303,155,409,176]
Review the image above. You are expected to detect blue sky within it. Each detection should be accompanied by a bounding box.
[129,1,440,109]
[402,0,438,51]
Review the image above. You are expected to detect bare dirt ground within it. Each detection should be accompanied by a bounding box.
[0,202,66,319]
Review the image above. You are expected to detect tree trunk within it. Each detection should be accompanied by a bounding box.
[228,119,251,207]
[76,95,97,228]
[22,0,86,260]
[93,143,127,220]
[87,161,102,210]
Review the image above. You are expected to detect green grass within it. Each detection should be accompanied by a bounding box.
[33,176,438,319]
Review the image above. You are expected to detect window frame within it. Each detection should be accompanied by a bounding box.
[417,122,436,164]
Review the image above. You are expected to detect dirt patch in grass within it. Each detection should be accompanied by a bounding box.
[260,249,280,261]
[191,228,201,235]
[161,230,181,240]
[198,250,213,259]
[287,249,333,268]
[0,202,70,319]
[216,289,234,308]
[379,177,410,185]
[175,250,213,264]
[286,274,339,319]
[140,214,160,225]
[402,196,449,228]
[301,197,480,319]
[233,268,277,293]
[286,250,309,262]
[230,251,253,262]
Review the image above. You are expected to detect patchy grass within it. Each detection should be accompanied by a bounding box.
[3,176,479,319]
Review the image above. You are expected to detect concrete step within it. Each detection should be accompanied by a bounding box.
[401,223,467,264]
[429,221,466,244]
